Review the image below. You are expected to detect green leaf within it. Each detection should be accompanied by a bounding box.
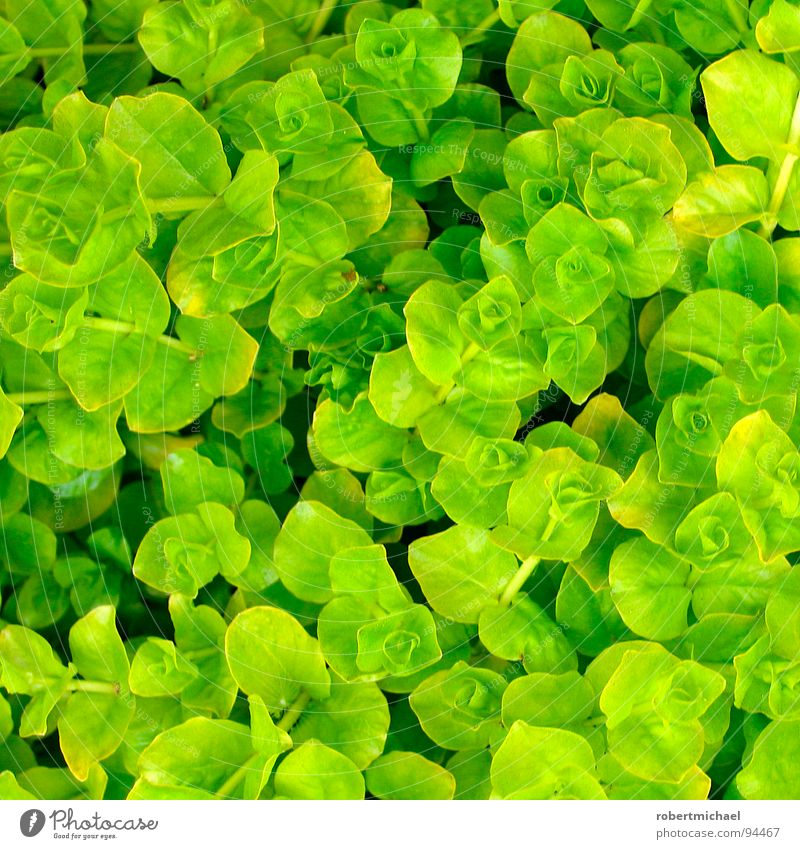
[571,393,655,475]
[291,679,389,769]
[245,70,334,157]
[347,9,462,111]
[160,449,245,515]
[133,503,250,597]
[506,12,592,125]
[757,0,800,53]
[431,454,510,529]
[0,771,36,800]
[717,411,800,560]
[0,625,74,737]
[285,150,392,251]
[701,50,800,163]
[8,139,149,286]
[319,599,441,682]
[410,120,474,186]
[609,536,692,640]
[223,150,279,233]
[313,393,408,474]
[673,166,770,238]
[479,596,577,674]
[124,316,258,433]
[138,0,264,94]
[494,447,622,561]
[408,525,517,623]
[136,717,255,799]
[68,605,128,686]
[766,566,800,661]
[0,18,31,85]
[405,280,468,385]
[225,606,331,712]
[528,204,615,324]
[366,751,456,800]
[738,720,800,799]
[409,661,505,750]
[274,741,364,800]
[105,93,231,201]
[368,345,439,428]
[458,276,522,350]
[491,721,605,799]
[169,594,237,718]
[417,391,520,458]
[0,387,23,459]
[129,638,198,697]
[583,118,687,229]
[273,500,373,603]
[645,289,757,400]
[600,645,725,783]
[502,671,596,730]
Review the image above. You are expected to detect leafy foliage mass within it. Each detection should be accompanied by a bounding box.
[0,0,799,803]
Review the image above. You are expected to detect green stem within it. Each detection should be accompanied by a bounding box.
[722,0,748,35]
[158,334,198,356]
[645,19,666,45]
[434,383,453,404]
[759,90,800,239]
[68,679,120,695]
[216,752,261,800]
[762,152,799,236]
[277,691,311,733]
[4,389,73,405]
[500,556,541,606]
[146,196,216,216]
[183,646,221,663]
[678,350,723,377]
[305,0,339,44]
[433,342,482,404]
[462,342,482,366]
[82,316,136,336]
[28,42,140,59]
[82,317,197,355]
[460,9,501,47]
[408,105,430,143]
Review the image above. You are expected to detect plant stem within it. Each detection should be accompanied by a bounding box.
[82,316,136,336]
[183,646,221,662]
[146,196,216,216]
[460,9,501,47]
[434,382,453,404]
[4,389,73,405]
[82,316,198,355]
[157,334,199,355]
[305,0,339,44]
[433,342,482,404]
[408,105,430,143]
[27,42,140,59]
[645,20,666,45]
[68,679,120,695]
[722,0,748,35]
[277,690,311,733]
[461,341,482,366]
[500,555,540,606]
[759,90,800,239]
[216,752,260,799]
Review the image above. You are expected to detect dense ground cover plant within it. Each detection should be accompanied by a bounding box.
[0,0,798,802]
